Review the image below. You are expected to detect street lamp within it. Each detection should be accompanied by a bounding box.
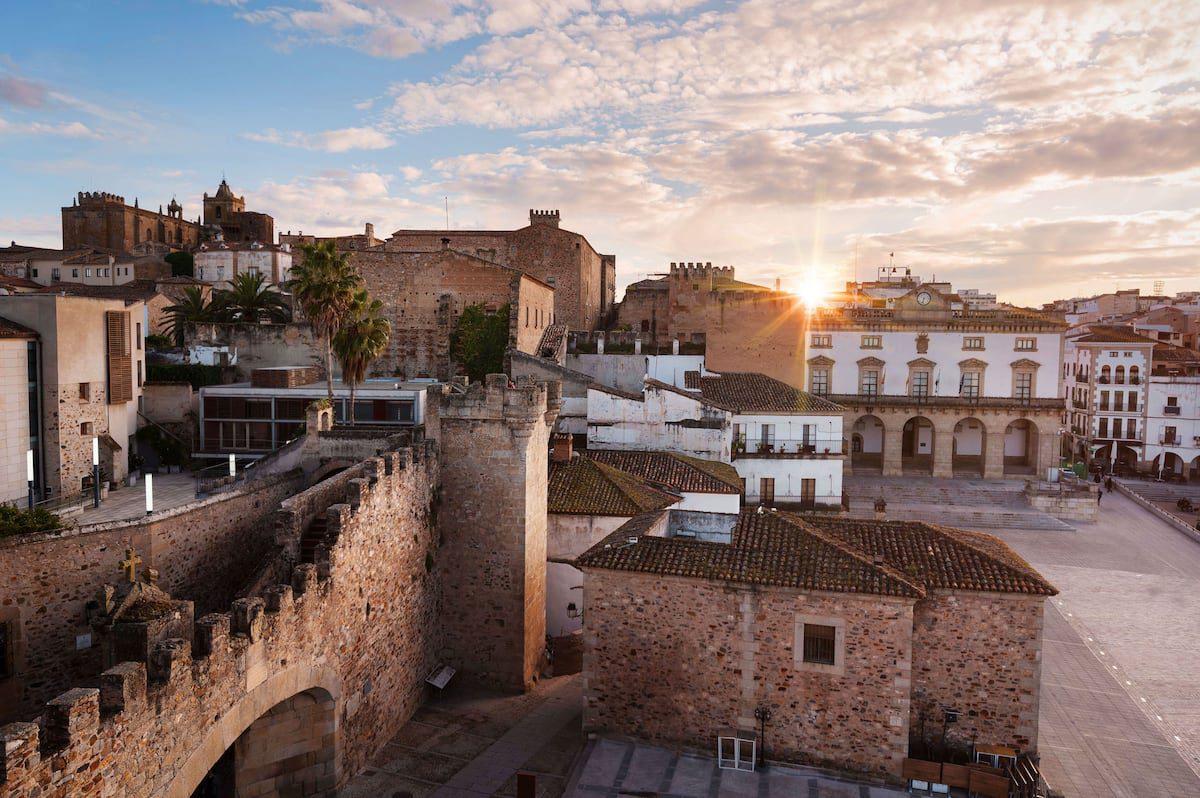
[753,705,772,769]
[26,449,35,509]
[92,436,101,508]
[144,472,154,515]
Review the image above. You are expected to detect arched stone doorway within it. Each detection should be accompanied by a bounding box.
[1115,445,1139,476]
[1003,419,1039,476]
[850,414,885,473]
[952,417,986,477]
[1191,455,1200,483]
[190,687,336,798]
[1160,452,1185,479]
[902,416,934,474]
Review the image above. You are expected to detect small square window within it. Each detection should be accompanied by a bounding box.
[803,624,836,665]
[861,335,882,349]
[811,334,831,348]
[963,337,984,350]
[79,382,90,400]
[1015,338,1036,351]
[80,421,93,436]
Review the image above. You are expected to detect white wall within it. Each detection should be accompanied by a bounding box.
[953,420,984,455]
[1145,376,1200,471]
[547,513,629,637]
[818,329,1061,398]
[548,561,585,637]
[738,456,842,505]
[677,491,741,514]
[733,412,844,453]
[0,338,31,503]
[586,384,730,460]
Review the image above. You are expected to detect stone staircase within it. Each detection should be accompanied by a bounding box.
[300,514,330,564]
[1115,478,1200,503]
[843,476,1073,531]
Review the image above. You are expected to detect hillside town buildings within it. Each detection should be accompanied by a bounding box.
[193,239,293,287]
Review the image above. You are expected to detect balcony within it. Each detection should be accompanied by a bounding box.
[733,437,845,460]
[1160,435,1182,446]
[1164,406,1182,415]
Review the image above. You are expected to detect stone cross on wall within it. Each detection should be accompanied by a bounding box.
[120,546,143,584]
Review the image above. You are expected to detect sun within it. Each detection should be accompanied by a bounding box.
[785,269,833,309]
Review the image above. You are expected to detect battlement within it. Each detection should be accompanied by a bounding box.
[669,261,736,284]
[529,208,561,228]
[76,191,126,207]
[437,374,562,429]
[0,440,440,797]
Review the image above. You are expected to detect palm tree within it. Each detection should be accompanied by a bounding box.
[163,286,217,346]
[332,290,391,425]
[217,272,291,324]
[288,241,363,401]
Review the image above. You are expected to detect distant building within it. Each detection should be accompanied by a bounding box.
[0,243,169,287]
[578,509,1057,780]
[202,179,275,244]
[62,192,200,252]
[278,222,382,252]
[194,240,293,288]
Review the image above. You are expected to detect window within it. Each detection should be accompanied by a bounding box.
[759,424,775,448]
[79,382,90,401]
[1099,391,1109,410]
[80,421,93,436]
[1129,366,1140,384]
[525,307,529,327]
[1115,365,1125,384]
[802,624,836,665]
[810,368,829,396]
[1112,419,1122,439]
[72,269,78,278]
[732,423,745,448]
[85,268,92,278]
[1015,338,1036,351]
[1098,418,1108,437]
[861,335,882,349]
[0,620,9,679]
[136,360,142,388]
[1015,372,1032,399]
[861,369,879,397]
[1126,419,1136,439]
[1114,393,1124,412]
[1165,425,1177,444]
[911,370,930,398]
[811,334,831,348]
[963,336,984,350]
[31,268,37,278]
[136,323,142,350]
[51,267,60,281]
[759,477,775,506]
[961,371,980,398]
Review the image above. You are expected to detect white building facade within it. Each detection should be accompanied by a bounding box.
[194,241,293,287]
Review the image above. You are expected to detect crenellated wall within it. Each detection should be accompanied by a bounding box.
[0,442,442,798]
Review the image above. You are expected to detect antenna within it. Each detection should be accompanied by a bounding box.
[444,196,449,229]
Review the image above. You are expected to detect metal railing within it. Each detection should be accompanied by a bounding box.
[193,460,250,498]
[33,490,91,515]
[733,436,845,458]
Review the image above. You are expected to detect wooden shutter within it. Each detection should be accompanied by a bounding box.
[106,310,133,403]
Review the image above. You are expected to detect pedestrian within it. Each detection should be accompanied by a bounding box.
[1097,489,1102,505]
[1105,476,1113,494]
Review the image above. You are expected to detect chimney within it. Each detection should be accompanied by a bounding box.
[441,237,450,249]
[552,433,573,463]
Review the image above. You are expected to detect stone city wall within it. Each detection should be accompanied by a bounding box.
[582,568,915,780]
[0,471,303,722]
[0,443,441,798]
[910,592,1046,752]
[188,322,322,383]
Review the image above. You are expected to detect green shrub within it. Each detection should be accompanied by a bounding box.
[0,505,63,538]
[147,363,223,389]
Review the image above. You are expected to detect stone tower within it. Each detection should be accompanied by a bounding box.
[435,374,561,690]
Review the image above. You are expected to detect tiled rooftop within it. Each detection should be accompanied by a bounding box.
[0,316,38,339]
[577,509,1057,598]
[548,456,679,516]
[697,371,843,414]
[584,450,742,494]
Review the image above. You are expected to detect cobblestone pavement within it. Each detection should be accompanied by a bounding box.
[985,488,1200,797]
[564,738,908,798]
[343,674,583,798]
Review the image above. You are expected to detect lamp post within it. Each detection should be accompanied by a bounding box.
[92,436,101,508]
[753,705,772,769]
[144,472,154,516]
[26,449,35,509]
[940,706,960,760]
[228,453,236,478]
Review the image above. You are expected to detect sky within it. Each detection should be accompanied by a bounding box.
[1,0,1198,307]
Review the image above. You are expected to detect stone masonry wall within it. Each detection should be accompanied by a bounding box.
[0,472,303,723]
[42,383,110,498]
[911,592,1046,752]
[0,443,441,798]
[582,569,914,780]
[437,375,559,690]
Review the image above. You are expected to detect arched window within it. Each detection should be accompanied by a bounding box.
[1115,365,1125,384]
[215,206,222,220]
[1129,365,1139,384]
[1100,365,1111,383]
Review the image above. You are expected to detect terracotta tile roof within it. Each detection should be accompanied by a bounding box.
[548,457,680,516]
[698,372,843,414]
[0,316,38,339]
[626,278,668,291]
[684,370,700,389]
[577,510,1057,598]
[0,274,42,290]
[584,450,742,494]
[37,280,163,302]
[1074,325,1157,344]
[642,377,735,411]
[1153,343,1200,363]
[588,382,644,401]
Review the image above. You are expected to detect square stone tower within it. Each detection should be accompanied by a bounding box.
[435,374,561,690]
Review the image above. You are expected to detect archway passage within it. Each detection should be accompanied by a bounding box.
[901,416,934,474]
[850,415,884,473]
[1003,419,1039,476]
[1161,452,1185,479]
[952,417,986,477]
[1191,455,1200,483]
[1115,445,1139,477]
[190,688,336,798]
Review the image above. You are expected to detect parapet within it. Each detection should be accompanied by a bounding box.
[436,374,561,429]
[76,191,126,207]
[668,262,735,284]
[529,209,561,228]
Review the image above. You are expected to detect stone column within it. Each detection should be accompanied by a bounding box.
[983,421,1007,479]
[932,418,954,478]
[882,421,904,476]
[1034,422,1057,480]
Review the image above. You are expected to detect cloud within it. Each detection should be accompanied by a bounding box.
[244,126,394,152]
[0,73,48,107]
[252,170,428,235]
[0,116,98,138]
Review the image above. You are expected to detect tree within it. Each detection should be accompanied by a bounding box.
[288,241,363,401]
[163,286,218,346]
[332,290,391,425]
[451,303,510,383]
[164,251,193,277]
[216,272,291,324]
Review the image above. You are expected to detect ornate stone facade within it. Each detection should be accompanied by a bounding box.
[62,192,200,252]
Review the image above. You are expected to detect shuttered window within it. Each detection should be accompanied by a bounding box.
[106,311,133,403]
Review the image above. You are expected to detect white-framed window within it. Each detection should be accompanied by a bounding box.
[963,336,984,350]
[811,334,831,348]
[1015,338,1036,351]
[1015,372,1033,399]
[861,335,882,349]
[861,369,879,396]
[961,371,980,398]
[794,613,845,675]
[911,370,930,398]
[810,368,829,396]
